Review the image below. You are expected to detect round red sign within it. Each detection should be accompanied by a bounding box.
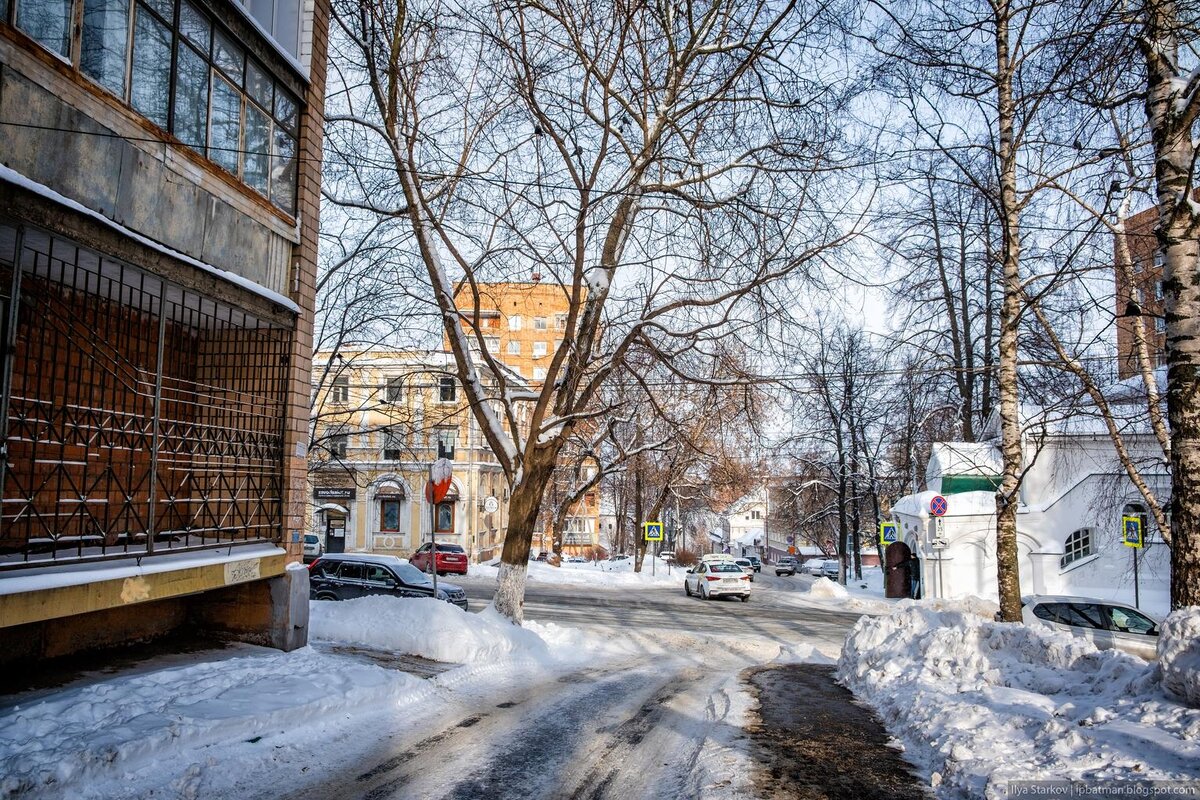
[930,495,948,517]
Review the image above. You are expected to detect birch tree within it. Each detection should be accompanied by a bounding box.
[328,0,854,622]
[1135,0,1200,607]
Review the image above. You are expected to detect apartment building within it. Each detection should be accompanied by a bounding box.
[1115,206,1167,379]
[309,350,516,563]
[451,281,601,556]
[0,0,329,663]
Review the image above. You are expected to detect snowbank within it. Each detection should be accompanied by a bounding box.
[837,602,1200,797]
[1158,607,1200,708]
[807,577,849,599]
[310,596,551,663]
[0,646,427,799]
[465,558,679,588]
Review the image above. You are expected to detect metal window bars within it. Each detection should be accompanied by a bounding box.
[0,222,291,568]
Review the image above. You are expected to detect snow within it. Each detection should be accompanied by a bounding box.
[0,165,301,315]
[1158,607,1200,708]
[0,594,627,799]
[462,558,681,588]
[837,601,1200,798]
[807,576,849,599]
[0,544,286,596]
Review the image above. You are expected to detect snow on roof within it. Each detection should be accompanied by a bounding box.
[926,442,1002,482]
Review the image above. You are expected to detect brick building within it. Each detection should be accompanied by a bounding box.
[1115,206,1167,378]
[451,281,601,556]
[0,0,329,664]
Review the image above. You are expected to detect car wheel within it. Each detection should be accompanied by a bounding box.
[316,592,337,601]
[700,583,710,600]
[685,581,692,597]
[741,595,750,602]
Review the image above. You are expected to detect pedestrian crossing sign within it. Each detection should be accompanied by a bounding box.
[1122,515,1144,548]
[643,521,664,541]
[879,521,898,546]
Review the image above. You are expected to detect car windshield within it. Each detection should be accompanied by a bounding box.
[712,564,742,573]
[394,562,432,585]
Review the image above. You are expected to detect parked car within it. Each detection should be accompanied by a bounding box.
[409,542,469,575]
[608,554,630,562]
[684,561,751,602]
[746,555,762,573]
[700,553,738,566]
[801,557,827,575]
[534,552,549,562]
[309,553,468,609]
[734,558,755,581]
[818,559,841,580]
[774,556,798,576]
[1021,595,1160,660]
[302,533,324,563]
[566,556,586,563]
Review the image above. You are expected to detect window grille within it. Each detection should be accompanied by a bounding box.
[1060,529,1093,569]
[0,222,289,568]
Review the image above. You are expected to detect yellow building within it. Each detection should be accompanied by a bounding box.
[309,350,521,562]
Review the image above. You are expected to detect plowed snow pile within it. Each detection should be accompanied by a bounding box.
[837,602,1200,798]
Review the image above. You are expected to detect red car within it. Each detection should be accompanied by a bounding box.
[410,542,469,575]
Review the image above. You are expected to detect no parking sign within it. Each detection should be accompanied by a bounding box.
[929,495,948,517]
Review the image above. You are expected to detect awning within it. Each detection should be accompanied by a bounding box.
[316,503,349,514]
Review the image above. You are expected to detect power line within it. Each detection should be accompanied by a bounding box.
[0,118,1162,239]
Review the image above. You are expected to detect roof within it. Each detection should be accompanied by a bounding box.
[927,442,1001,481]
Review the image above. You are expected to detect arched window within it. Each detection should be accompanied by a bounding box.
[1061,529,1093,569]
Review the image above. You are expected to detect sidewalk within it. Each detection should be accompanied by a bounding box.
[745,664,929,800]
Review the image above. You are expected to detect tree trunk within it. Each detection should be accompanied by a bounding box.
[494,449,559,623]
[1140,0,1200,609]
[633,463,646,573]
[993,1,1024,621]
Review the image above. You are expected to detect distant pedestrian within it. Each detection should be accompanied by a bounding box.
[906,553,921,599]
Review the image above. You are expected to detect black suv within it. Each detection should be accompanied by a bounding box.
[747,555,762,572]
[309,553,469,610]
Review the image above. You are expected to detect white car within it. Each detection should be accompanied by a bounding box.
[734,558,755,581]
[1021,595,1161,660]
[800,557,827,575]
[700,553,738,566]
[302,533,324,562]
[684,561,751,602]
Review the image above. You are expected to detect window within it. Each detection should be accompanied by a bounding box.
[16,0,73,57]
[1155,280,1164,301]
[555,314,567,331]
[1060,528,1093,569]
[364,565,394,585]
[438,376,456,403]
[436,427,456,460]
[1105,605,1157,635]
[532,367,547,380]
[82,0,131,95]
[328,433,348,459]
[336,562,365,581]
[509,315,523,331]
[484,336,500,352]
[534,317,548,331]
[532,342,547,358]
[1155,317,1166,334]
[15,0,301,214]
[382,431,403,461]
[435,501,455,533]
[507,340,521,355]
[751,510,762,520]
[379,497,402,531]
[386,376,404,403]
[330,376,349,404]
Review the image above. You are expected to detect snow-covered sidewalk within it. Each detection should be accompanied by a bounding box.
[837,600,1200,799]
[0,597,633,799]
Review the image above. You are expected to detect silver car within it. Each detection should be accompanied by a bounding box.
[1021,595,1160,660]
[819,559,840,580]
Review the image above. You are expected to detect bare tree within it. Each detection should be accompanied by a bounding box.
[326,0,855,622]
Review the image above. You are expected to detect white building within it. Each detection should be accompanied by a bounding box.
[724,490,767,557]
[892,382,1171,616]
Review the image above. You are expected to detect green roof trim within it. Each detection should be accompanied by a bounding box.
[940,475,1001,494]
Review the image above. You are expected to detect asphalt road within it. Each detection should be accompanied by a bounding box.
[285,573,877,800]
